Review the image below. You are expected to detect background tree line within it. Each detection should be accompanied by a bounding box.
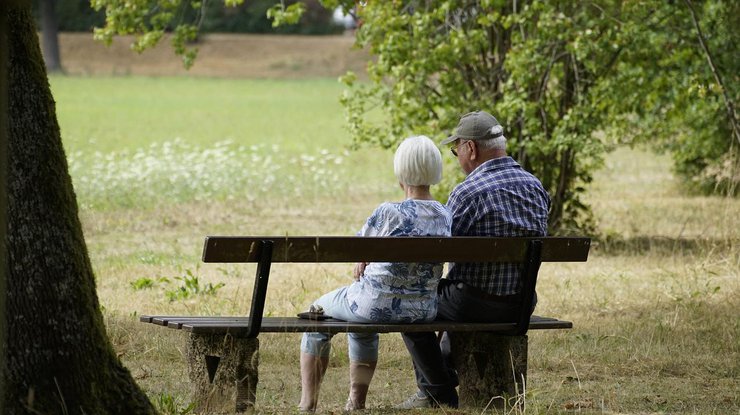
[33,0,344,73]
[35,0,343,34]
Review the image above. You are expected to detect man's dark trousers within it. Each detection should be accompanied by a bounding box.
[401,279,530,405]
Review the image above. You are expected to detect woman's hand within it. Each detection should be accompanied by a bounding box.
[353,262,368,281]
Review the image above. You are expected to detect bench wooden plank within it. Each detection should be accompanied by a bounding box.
[140,315,572,336]
[185,318,572,335]
[202,236,591,263]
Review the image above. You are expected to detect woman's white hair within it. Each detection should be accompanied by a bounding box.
[394,135,443,186]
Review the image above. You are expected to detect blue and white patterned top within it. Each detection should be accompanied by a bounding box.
[446,156,550,295]
[345,199,452,323]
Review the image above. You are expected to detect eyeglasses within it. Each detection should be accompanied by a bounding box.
[450,140,470,157]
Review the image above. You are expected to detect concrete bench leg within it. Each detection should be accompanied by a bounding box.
[450,333,527,410]
[187,334,259,413]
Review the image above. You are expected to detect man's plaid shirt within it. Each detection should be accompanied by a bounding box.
[446,156,550,295]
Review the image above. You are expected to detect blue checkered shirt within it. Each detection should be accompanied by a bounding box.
[446,156,550,295]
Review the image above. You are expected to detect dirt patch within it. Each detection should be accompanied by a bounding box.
[58,32,371,79]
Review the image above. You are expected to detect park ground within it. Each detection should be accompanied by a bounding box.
[51,33,738,414]
[57,32,367,78]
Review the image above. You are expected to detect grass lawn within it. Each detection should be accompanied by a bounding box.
[51,76,355,153]
[51,75,739,414]
[51,75,394,210]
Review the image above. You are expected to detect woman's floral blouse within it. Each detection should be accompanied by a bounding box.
[345,199,452,323]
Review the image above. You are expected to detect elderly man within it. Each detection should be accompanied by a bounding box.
[398,111,551,409]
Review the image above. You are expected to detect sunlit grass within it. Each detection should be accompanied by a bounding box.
[589,147,739,241]
[68,139,362,210]
[53,76,397,211]
[50,76,355,153]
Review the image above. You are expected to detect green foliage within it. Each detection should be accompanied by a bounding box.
[130,270,226,301]
[341,0,738,233]
[164,268,225,301]
[130,276,169,290]
[343,1,642,234]
[90,0,343,67]
[90,0,199,67]
[155,393,195,415]
[130,271,225,300]
[130,277,154,290]
[46,0,342,34]
[608,1,739,195]
[198,0,343,34]
[266,1,305,26]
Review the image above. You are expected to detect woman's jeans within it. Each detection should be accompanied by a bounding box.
[300,286,379,362]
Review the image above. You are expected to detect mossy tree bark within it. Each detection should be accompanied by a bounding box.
[1,1,10,412]
[2,2,155,414]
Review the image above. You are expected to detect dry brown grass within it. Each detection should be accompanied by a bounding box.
[90,147,739,414]
[58,32,369,79]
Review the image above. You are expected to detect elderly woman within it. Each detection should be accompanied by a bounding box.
[299,136,452,412]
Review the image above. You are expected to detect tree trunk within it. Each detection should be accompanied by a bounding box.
[187,334,259,413]
[1,1,11,412]
[450,333,528,410]
[2,3,155,414]
[40,0,61,72]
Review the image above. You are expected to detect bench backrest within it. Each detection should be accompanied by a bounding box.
[202,236,591,338]
[203,236,591,263]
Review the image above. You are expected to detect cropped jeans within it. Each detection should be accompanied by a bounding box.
[300,286,380,362]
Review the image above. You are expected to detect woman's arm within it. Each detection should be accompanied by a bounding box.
[353,262,368,281]
[353,203,394,281]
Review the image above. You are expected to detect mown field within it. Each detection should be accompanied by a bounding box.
[50,54,738,414]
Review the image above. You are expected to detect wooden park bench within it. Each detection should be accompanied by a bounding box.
[141,236,590,413]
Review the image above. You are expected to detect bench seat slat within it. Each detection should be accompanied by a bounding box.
[140,315,572,336]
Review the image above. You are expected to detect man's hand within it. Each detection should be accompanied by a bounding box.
[353,262,368,281]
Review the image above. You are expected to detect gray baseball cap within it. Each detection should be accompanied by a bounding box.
[441,110,504,145]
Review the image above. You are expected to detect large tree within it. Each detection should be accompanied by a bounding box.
[1,1,10,411]
[615,0,739,195]
[1,1,154,413]
[336,0,738,227]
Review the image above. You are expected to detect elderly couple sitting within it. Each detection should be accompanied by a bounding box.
[298,110,551,412]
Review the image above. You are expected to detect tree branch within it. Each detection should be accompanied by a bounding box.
[683,0,740,146]
[536,46,560,139]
